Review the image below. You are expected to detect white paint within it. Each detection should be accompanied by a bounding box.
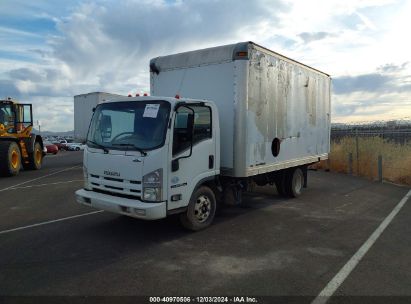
[0,210,104,235]
[312,189,411,304]
[0,165,81,192]
[5,180,83,190]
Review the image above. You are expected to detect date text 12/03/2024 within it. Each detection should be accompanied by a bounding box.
[149,297,258,303]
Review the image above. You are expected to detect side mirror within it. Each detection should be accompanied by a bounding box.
[171,106,195,172]
[100,115,112,139]
[187,113,194,140]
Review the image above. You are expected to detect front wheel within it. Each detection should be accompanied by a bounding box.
[180,186,217,231]
[0,141,21,176]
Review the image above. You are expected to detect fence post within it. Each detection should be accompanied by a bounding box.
[355,128,359,175]
[348,153,353,175]
[378,155,383,183]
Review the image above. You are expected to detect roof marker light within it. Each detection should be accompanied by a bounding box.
[136,93,140,97]
[236,51,248,57]
[143,93,148,96]
[128,94,132,97]
[175,94,180,99]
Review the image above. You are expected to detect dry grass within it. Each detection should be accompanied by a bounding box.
[313,136,411,186]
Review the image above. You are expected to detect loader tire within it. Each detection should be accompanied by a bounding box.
[180,186,216,231]
[0,141,21,176]
[27,141,43,170]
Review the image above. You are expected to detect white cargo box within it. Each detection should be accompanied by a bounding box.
[74,92,124,142]
[150,41,331,177]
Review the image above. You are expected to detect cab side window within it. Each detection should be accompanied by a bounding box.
[173,105,212,156]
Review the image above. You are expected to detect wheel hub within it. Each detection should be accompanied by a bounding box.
[11,150,19,169]
[194,195,211,223]
[35,148,42,164]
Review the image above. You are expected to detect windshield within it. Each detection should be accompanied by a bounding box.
[0,103,14,133]
[87,100,171,151]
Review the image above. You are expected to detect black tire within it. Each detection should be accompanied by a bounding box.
[285,168,304,198]
[0,141,21,176]
[76,147,80,151]
[27,141,43,170]
[180,186,217,231]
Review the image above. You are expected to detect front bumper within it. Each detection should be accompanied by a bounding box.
[75,189,167,220]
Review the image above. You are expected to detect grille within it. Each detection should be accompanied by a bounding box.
[88,173,142,197]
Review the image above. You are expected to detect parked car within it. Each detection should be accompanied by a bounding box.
[53,140,73,150]
[68,144,85,151]
[43,141,59,154]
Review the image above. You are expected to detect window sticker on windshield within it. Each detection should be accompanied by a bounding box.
[143,104,160,118]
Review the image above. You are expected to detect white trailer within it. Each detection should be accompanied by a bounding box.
[74,92,124,142]
[75,42,331,231]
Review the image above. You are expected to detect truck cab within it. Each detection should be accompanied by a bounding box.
[75,96,220,230]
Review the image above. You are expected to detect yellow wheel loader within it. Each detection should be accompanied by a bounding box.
[0,98,44,176]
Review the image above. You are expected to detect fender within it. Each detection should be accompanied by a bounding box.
[166,175,217,216]
[191,175,217,194]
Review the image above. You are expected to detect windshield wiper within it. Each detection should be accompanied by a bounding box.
[111,143,147,156]
[87,140,109,153]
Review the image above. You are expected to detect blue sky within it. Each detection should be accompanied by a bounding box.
[0,0,410,131]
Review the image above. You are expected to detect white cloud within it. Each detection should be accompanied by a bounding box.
[0,0,410,130]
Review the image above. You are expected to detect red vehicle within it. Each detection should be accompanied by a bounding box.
[52,141,65,150]
[44,141,58,154]
[53,139,72,150]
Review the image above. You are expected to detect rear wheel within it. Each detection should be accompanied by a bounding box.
[285,168,304,198]
[0,141,21,176]
[180,186,216,231]
[27,141,43,170]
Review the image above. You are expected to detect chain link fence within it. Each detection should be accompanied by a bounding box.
[314,124,411,186]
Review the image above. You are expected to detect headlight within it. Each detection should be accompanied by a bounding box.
[143,168,163,202]
[83,165,92,190]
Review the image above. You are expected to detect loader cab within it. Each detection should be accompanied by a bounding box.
[0,100,33,135]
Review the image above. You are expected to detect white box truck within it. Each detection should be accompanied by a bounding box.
[75,42,331,230]
[74,92,124,142]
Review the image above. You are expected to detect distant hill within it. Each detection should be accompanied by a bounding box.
[32,128,74,137]
[332,119,411,129]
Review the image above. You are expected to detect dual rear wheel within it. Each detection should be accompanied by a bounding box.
[275,167,304,198]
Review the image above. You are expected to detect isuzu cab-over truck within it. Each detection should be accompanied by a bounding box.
[75,41,331,230]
